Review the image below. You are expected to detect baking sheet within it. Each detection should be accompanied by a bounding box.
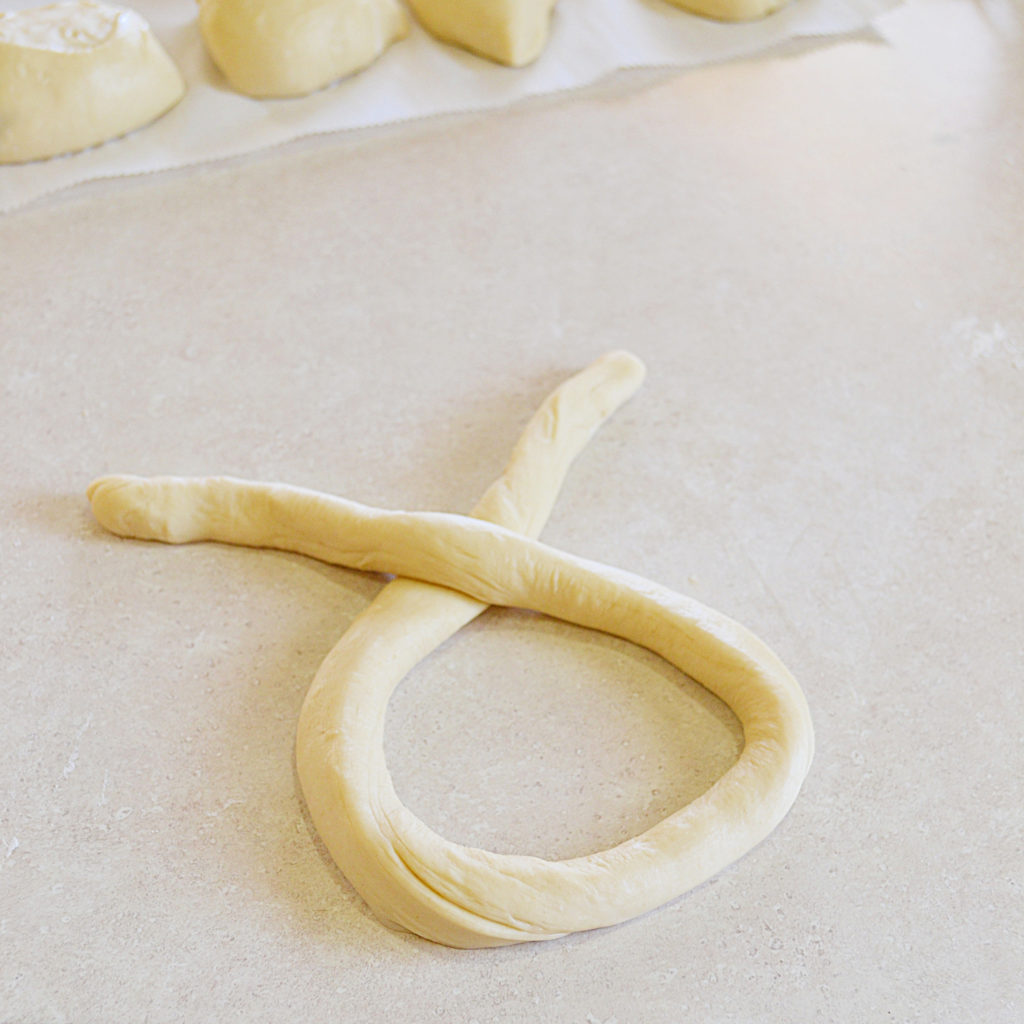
[1,0,898,212]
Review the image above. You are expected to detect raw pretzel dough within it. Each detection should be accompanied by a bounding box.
[0,1,184,164]
[665,0,789,20]
[87,352,814,948]
[198,0,409,98]
[407,0,558,67]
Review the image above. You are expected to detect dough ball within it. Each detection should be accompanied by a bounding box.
[198,0,409,98]
[663,0,790,20]
[406,0,558,67]
[0,1,185,164]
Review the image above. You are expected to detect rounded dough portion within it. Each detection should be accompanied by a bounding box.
[407,0,558,67]
[198,0,409,98]
[0,1,185,164]
[663,0,790,21]
[86,352,815,948]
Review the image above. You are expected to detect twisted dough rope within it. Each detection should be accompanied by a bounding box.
[87,351,814,948]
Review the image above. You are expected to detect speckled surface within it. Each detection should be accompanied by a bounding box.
[1,1,1021,1020]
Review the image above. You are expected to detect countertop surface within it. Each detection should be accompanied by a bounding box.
[1,0,1021,1020]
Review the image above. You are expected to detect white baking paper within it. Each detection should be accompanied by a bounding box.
[0,0,899,213]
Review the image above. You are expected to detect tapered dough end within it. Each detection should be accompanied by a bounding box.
[87,473,131,508]
[599,350,646,386]
[579,350,647,421]
[88,474,145,536]
[198,0,410,98]
[0,2,184,164]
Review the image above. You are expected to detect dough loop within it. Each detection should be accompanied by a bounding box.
[88,351,814,948]
[0,1,184,164]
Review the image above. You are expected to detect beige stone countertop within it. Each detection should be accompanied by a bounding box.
[1,0,1021,1019]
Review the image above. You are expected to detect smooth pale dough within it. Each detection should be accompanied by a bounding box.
[198,0,409,98]
[666,0,789,19]
[407,0,558,67]
[0,1,184,164]
[87,352,814,948]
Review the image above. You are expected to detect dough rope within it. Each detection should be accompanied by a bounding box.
[87,351,814,948]
[0,1,185,164]
[197,0,409,99]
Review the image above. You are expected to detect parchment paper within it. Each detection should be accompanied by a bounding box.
[0,0,899,212]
